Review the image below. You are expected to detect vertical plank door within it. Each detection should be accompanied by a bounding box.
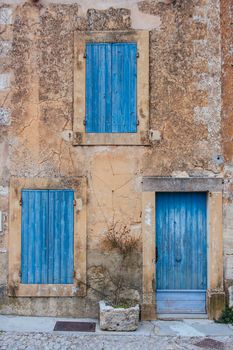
[156,192,207,314]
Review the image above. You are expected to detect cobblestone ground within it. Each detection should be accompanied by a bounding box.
[0,333,233,350]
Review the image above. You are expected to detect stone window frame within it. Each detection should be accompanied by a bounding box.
[141,177,224,320]
[73,30,150,146]
[8,177,87,297]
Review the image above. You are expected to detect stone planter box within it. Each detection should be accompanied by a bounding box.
[99,300,140,331]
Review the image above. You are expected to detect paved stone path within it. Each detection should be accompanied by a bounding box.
[0,316,233,349]
[1,332,233,350]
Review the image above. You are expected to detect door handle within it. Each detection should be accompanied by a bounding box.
[155,246,158,263]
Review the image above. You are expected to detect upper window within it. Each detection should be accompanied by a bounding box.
[85,42,137,133]
[73,31,149,146]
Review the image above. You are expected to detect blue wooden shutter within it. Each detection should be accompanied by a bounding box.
[48,190,74,284]
[85,42,137,133]
[21,189,74,284]
[111,43,137,133]
[21,190,48,284]
[86,43,112,133]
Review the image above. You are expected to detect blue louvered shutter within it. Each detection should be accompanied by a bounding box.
[85,42,137,133]
[86,43,112,133]
[21,190,49,284]
[48,190,74,284]
[111,43,137,132]
[21,189,74,284]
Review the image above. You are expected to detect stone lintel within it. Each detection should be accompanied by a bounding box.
[142,177,223,192]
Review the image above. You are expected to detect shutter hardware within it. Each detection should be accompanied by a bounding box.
[73,199,76,206]
[137,50,139,58]
[137,120,140,126]
[19,197,22,206]
[83,120,86,126]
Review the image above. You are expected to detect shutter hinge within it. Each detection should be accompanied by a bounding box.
[83,120,86,126]
[19,270,22,278]
[137,50,139,58]
[137,120,140,126]
[73,199,76,206]
[73,270,76,278]
[83,51,87,59]
[19,197,22,206]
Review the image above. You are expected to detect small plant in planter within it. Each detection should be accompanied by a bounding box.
[99,221,140,331]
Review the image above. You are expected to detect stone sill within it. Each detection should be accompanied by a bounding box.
[72,132,150,146]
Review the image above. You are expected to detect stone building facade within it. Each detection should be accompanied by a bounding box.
[0,0,232,319]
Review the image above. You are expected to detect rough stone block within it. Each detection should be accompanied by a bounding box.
[0,7,12,25]
[225,255,233,280]
[0,186,8,197]
[229,286,233,308]
[149,129,161,142]
[99,301,139,331]
[0,73,11,91]
[0,41,12,57]
[0,108,11,125]
[207,290,225,320]
[141,303,156,320]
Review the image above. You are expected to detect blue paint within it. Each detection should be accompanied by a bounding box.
[111,43,137,132]
[86,43,112,133]
[157,290,206,314]
[21,189,74,284]
[86,42,137,133]
[156,192,207,314]
[21,190,48,284]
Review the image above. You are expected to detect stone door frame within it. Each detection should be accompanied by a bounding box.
[141,177,225,320]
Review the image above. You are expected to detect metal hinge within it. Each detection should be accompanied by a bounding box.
[19,271,22,278]
[137,120,140,126]
[83,51,87,59]
[19,197,22,206]
[73,271,76,278]
[73,199,76,206]
[83,120,86,126]
[137,50,139,58]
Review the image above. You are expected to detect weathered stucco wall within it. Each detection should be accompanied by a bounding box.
[0,0,228,317]
[221,0,233,299]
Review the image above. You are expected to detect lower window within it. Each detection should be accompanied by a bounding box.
[21,189,74,284]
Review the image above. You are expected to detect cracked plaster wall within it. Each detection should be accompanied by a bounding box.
[0,0,228,316]
[221,0,233,300]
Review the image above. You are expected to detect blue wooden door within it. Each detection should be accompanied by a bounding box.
[156,192,207,314]
[85,42,137,133]
[21,189,74,284]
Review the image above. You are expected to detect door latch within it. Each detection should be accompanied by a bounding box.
[155,246,158,263]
